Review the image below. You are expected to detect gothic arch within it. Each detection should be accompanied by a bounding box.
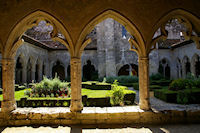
[4,10,74,59]
[75,9,145,57]
[148,9,200,53]
[15,53,25,67]
[158,58,171,78]
[182,55,191,77]
[191,53,200,77]
[52,60,65,80]
[176,57,182,78]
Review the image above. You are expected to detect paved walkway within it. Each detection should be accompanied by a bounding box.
[131,87,200,111]
[2,124,200,133]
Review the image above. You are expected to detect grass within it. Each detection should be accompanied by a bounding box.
[0,86,136,101]
[0,88,30,101]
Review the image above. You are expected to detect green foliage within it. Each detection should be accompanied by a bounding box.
[133,83,139,90]
[177,91,191,104]
[149,85,162,90]
[169,79,194,91]
[102,77,107,83]
[31,76,70,98]
[106,76,138,84]
[150,73,164,80]
[110,81,126,106]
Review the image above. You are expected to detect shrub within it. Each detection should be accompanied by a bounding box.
[106,76,138,84]
[31,76,70,98]
[150,73,164,81]
[24,90,31,97]
[110,80,125,106]
[149,85,162,90]
[169,79,194,91]
[194,78,200,88]
[133,83,139,90]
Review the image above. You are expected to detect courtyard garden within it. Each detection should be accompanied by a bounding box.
[0,76,136,107]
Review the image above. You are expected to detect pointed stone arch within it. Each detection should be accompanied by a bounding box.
[191,53,200,77]
[4,10,74,59]
[148,9,200,53]
[182,55,191,78]
[75,9,145,57]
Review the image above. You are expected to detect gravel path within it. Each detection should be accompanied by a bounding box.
[129,87,200,111]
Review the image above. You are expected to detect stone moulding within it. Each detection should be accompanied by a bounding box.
[0,108,200,126]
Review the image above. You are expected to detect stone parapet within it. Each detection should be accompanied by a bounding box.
[0,107,200,126]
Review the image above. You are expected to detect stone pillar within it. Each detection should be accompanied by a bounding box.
[70,57,83,112]
[31,65,35,82]
[138,57,150,110]
[1,58,17,112]
[65,64,68,79]
[38,64,43,81]
[22,66,27,84]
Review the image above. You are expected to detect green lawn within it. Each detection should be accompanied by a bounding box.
[0,88,136,101]
[0,88,30,101]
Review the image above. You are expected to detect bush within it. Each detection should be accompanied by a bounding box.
[149,85,162,90]
[133,83,139,90]
[31,76,70,98]
[169,79,194,91]
[106,76,138,84]
[110,80,125,106]
[150,73,164,80]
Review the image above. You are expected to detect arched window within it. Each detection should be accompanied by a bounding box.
[122,26,127,39]
[35,63,39,82]
[52,61,65,80]
[158,58,170,79]
[27,59,32,83]
[82,60,96,81]
[118,64,138,76]
[15,57,23,84]
[195,55,200,77]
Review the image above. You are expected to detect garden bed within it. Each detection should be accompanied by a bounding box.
[154,88,200,104]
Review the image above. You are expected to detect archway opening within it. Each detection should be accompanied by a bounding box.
[52,61,65,80]
[83,60,96,81]
[158,58,170,79]
[27,58,32,84]
[15,57,23,84]
[118,64,138,76]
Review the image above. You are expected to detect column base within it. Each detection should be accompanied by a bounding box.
[1,100,17,112]
[139,99,150,110]
[70,99,83,112]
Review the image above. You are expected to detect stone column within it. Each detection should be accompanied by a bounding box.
[22,66,27,84]
[138,57,150,110]
[70,57,83,112]
[38,64,43,81]
[1,58,17,112]
[31,65,35,82]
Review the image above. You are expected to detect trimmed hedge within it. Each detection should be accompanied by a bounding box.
[15,92,135,107]
[105,76,138,84]
[150,80,171,86]
[118,83,134,87]
[154,89,177,103]
[133,83,139,90]
[82,83,111,90]
[17,97,70,107]
[149,85,162,90]
[123,93,135,105]
[133,83,162,90]
[86,97,111,107]
[154,88,200,104]
[15,85,26,91]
